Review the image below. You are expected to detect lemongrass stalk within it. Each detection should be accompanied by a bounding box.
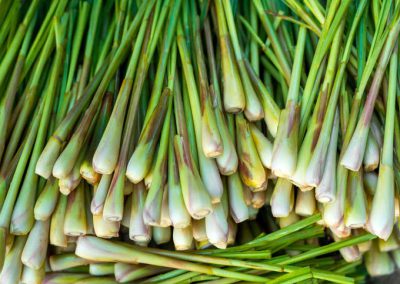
[213,0,245,112]
[168,121,191,229]
[93,4,154,175]
[190,17,223,158]
[76,0,102,98]
[370,115,383,148]
[153,226,171,245]
[84,185,94,235]
[252,0,291,83]
[206,193,229,249]
[177,23,223,203]
[365,241,395,276]
[227,172,249,223]
[227,219,237,245]
[252,190,266,209]
[142,96,172,225]
[2,24,56,168]
[43,273,89,284]
[21,263,45,284]
[236,114,267,189]
[121,194,131,228]
[64,183,87,237]
[0,0,40,88]
[173,226,194,251]
[341,18,400,170]
[379,233,399,252]
[270,178,294,218]
[0,99,43,269]
[0,235,26,284]
[91,174,112,215]
[245,62,281,137]
[92,214,120,239]
[295,189,316,217]
[21,219,50,269]
[343,170,367,229]
[141,0,183,126]
[220,0,263,121]
[35,1,150,178]
[80,93,113,184]
[89,263,114,276]
[363,132,380,171]
[298,0,351,129]
[369,45,398,240]
[58,153,83,195]
[124,180,134,195]
[159,186,172,227]
[49,194,68,248]
[279,211,300,228]
[331,236,361,263]
[271,29,306,178]
[364,172,378,196]
[0,17,35,162]
[114,263,169,283]
[250,124,273,169]
[129,182,151,244]
[49,253,90,271]
[204,19,238,174]
[174,135,213,219]
[192,219,208,242]
[34,177,59,221]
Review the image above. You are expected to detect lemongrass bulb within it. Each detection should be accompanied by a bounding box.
[378,233,399,252]
[21,220,50,269]
[392,249,400,269]
[252,190,266,209]
[0,235,26,284]
[295,189,316,217]
[192,219,208,242]
[340,124,369,171]
[153,226,171,245]
[227,219,237,245]
[270,178,294,217]
[250,124,273,169]
[173,226,193,251]
[129,183,151,244]
[278,211,300,228]
[91,174,112,215]
[365,242,395,276]
[35,138,62,179]
[93,214,119,239]
[369,164,395,240]
[21,263,45,284]
[363,171,378,195]
[363,132,380,172]
[344,171,367,229]
[227,173,249,223]
[89,263,114,276]
[205,203,228,249]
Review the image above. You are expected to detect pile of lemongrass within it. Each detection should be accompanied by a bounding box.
[0,0,400,283]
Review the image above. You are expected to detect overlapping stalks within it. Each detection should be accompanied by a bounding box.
[0,0,399,283]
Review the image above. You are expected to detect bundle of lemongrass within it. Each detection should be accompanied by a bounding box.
[0,0,399,283]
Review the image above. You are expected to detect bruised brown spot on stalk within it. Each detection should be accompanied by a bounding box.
[287,104,299,135]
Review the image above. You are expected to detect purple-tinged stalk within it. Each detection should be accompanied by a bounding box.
[90,174,112,215]
[369,45,398,240]
[177,22,223,203]
[21,219,50,269]
[129,182,151,245]
[204,18,238,174]
[341,16,400,170]
[115,263,170,282]
[92,3,155,175]
[362,133,380,171]
[235,114,267,190]
[213,0,245,112]
[270,27,306,178]
[0,235,26,284]
[315,110,339,203]
[35,1,150,179]
[220,0,264,121]
[270,178,294,218]
[192,16,223,158]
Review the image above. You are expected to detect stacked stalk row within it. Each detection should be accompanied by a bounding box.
[0,0,399,283]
